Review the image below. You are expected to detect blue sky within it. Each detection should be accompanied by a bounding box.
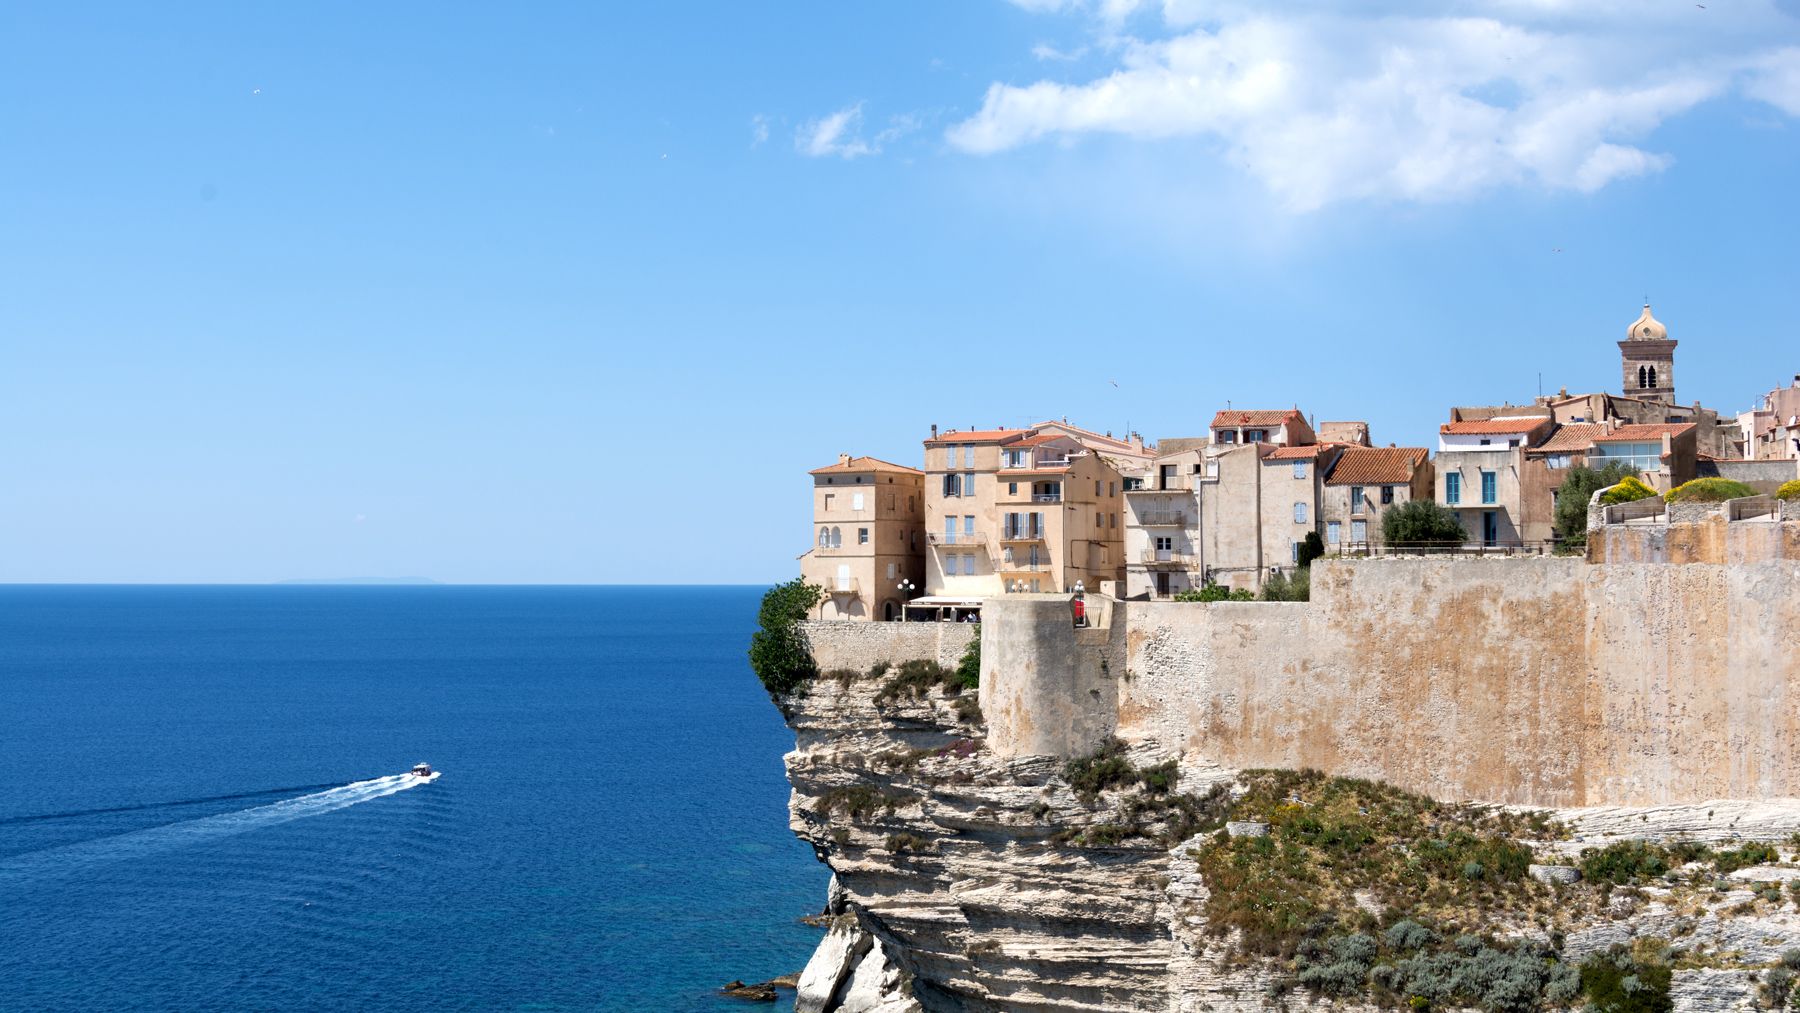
[3,1,1798,583]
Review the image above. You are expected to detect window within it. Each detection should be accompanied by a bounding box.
[1247,429,1267,443]
[1109,512,1117,528]
[907,495,915,511]
[818,527,830,547]
[964,515,975,537]
[962,554,977,576]
[1122,477,1142,491]
[962,444,975,468]
[1293,502,1307,524]
[1095,512,1103,527]
[1218,430,1237,445]
[823,493,835,511]
[1095,480,1102,496]
[1351,519,1367,543]
[1003,449,1024,468]
[1350,486,1364,512]
[830,527,841,548]
[964,473,975,497]
[944,517,957,543]
[887,562,897,579]
[1293,461,1306,479]
[1002,546,1014,564]
[1508,439,1520,449]
[1028,545,1040,567]
[1008,481,1018,495]
[1381,485,1395,505]
[1030,579,1041,593]
[1326,521,1341,544]
[942,474,960,498]
[1547,454,1571,470]
[1206,460,1219,478]
[1291,541,1301,562]
[1155,536,1173,551]
[1638,365,1648,389]
[851,492,864,511]
[1479,438,1492,446]
[1446,472,1461,505]
[1108,481,1115,497]
[1480,471,1497,505]
[857,527,869,544]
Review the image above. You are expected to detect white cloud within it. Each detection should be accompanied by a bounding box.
[951,2,1800,210]
[750,114,770,147]
[796,104,922,159]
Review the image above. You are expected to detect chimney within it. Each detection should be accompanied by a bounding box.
[837,453,851,466]
[930,424,938,439]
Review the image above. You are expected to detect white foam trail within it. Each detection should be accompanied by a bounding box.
[0,772,437,884]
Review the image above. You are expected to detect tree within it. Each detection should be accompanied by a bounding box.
[1297,531,1326,569]
[1381,500,1466,548]
[1553,463,1636,551]
[1260,567,1310,602]
[748,578,826,697]
[1174,582,1254,602]
[1598,475,1658,506]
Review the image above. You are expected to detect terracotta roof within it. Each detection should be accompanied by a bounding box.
[1439,418,1552,435]
[1012,433,1072,447]
[923,428,1029,445]
[1264,445,1329,460]
[1212,409,1300,428]
[1592,423,1696,442]
[1028,420,1139,452]
[809,455,922,476]
[1528,423,1608,455]
[1325,447,1428,485]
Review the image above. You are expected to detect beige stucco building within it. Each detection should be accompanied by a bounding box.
[1317,446,1434,552]
[1435,415,1556,547]
[1737,375,1800,461]
[923,423,1142,599]
[800,455,925,621]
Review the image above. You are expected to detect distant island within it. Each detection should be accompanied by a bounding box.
[272,577,442,586]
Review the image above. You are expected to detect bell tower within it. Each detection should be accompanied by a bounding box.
[1618,303,1676,404]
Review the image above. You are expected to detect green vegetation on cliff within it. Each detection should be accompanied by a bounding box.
[1665,477,1758,503]
[749,578,825,695]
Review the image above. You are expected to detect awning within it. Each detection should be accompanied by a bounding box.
[904,595,987,608]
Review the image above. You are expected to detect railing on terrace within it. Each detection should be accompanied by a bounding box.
[1590,453,1663,471]
[1328,540,1563,558]
[999,562,1051,572]
[1728,495,1779,522]
[1134,511,1189,527]
[1138,549,1196,566]
[927,531,985,546]
[1127,475,1191,492]
[1602,496,1667,526]
[824,578,861,595]
[1000,529,1048,541]
[1031,493,1063,503]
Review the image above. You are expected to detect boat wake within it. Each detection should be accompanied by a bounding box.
[0,771,438,884]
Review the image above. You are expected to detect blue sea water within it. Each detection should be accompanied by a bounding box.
[0,585,822,1012]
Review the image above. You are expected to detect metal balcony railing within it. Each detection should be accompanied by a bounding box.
[1134,512,1189,527]
[927,530,984,547]
[1031,493,1063,503]
[824,578,861,595]
[1138,549,1196,567]
[1000,528,1048,542]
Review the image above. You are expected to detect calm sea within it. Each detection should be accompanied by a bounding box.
[0,585,821,1012]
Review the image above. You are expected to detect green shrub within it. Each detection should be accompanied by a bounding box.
[1297,531,1326,569]
[1382,500,1466,547]
[1556,463,1638,549]
[1174,582,1255,602]
[1579,945,1672,1013]
[748,578,827,696]
[1777,480,1800,502]
[1065,739,1138,802]
[954,632,981,691]
[1580,840,1674,884]
[1666,477,1759,503]
[1599,475,1659,506]
[1260,567,1310,602]
[885,832,935,854]
[818,784,911,821]
[874,658,967,705]
[1713,842,1779,874]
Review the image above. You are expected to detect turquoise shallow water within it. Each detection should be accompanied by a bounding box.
[0,585,820,1012]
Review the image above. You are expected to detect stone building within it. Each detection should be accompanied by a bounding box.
[1620,303,1678,404]
[1736,374,1800,461]
[1318,446,1434,552]
[800,455,926,621]
[1435,415,1557,547]
[921,422,1141,599]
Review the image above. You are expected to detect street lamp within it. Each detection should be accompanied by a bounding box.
[896,579,916,622]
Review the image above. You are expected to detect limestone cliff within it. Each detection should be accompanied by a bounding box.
[779,667,1800,1013]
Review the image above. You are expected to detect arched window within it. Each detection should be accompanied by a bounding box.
[1647,366,1657,389]
[1638,365,1648,389]
[830,527,841,548]
[818,527,830,547]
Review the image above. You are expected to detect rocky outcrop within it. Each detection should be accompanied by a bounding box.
[780,668,1800,1012]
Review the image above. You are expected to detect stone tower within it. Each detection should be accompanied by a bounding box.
[1619,303,1676,404]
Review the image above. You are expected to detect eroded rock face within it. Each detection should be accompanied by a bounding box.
[779,672,1800,1013]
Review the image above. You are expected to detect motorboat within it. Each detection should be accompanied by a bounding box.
[410,762,439,781]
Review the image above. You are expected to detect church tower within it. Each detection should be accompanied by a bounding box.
[1619,303,1676,404]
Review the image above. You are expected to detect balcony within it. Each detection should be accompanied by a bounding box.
[1137,549,1196,568]
[823,578,861,596]
[1000,529,1049,542]
[1031,493,1063,503]
[1128,475,1191,492]
[927,530,985,547]
[1134,511,1189,527]
[998,561,1051,572]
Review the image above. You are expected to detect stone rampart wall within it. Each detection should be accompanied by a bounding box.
[982,557,1800,807]
[797,620,977,674]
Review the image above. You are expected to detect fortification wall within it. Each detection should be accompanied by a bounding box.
[982,557,1800,807]
[797,620,976,674]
